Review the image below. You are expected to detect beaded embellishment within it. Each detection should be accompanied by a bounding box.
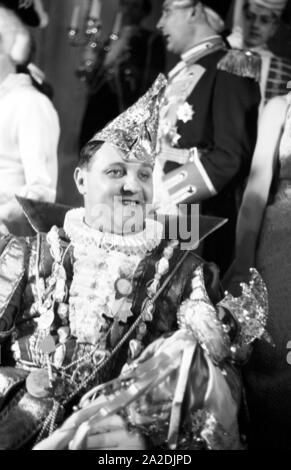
[177,265,231,364]
[129,239,179,359]
[34,231,180,440]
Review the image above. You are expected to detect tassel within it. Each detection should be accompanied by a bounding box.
[217,49,261,82]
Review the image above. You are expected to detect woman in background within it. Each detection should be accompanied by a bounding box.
[224,92,291,448]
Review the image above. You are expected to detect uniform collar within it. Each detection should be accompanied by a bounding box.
[181,35,225,64]
[168,35,225,80]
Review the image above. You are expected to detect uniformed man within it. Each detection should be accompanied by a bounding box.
[154,0,261,274]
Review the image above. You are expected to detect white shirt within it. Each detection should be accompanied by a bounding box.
[250,45,274,116]
[0,73,59,207]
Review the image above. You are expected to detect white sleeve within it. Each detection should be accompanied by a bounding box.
[16,90,60,202]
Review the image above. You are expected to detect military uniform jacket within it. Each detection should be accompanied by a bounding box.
[161,41,261,271]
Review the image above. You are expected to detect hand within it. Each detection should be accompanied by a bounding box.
[69,414,146,450]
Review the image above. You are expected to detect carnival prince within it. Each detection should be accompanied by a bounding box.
[0,75,268,450]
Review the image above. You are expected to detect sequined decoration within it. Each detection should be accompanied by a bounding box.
[92,74,167,164]
[25,227,69,377]
[177,265,230,364]
[218,268,270,353]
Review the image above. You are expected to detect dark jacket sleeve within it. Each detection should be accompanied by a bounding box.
[0,237,29,344]
[201,71,260,191]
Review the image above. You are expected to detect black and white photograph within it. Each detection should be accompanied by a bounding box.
[0,0,291,454]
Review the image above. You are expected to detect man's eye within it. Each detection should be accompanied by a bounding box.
[261,17,273,25]
[139,171,151,181]
[107,168,124,178]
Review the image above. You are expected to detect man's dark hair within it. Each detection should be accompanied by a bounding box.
[79,140,104,167]
[120,0,152,17]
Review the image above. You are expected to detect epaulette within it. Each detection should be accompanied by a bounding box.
[217,49,261,82]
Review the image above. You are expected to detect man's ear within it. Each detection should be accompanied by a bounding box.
[10,31,31,64]
[74,167,87,196]
[190,2,203,20]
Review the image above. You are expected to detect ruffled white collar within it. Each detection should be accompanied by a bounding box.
[64,208,163,256]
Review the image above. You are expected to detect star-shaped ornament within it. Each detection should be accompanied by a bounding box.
[176,102,195,123]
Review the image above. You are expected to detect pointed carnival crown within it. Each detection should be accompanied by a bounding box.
[91,73,167,165]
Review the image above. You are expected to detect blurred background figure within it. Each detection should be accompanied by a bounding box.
[79,0,166,148]
[229,0,291,113]
[223,91,291,449]
[0,1,59,235]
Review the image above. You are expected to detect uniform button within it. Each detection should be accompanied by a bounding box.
[187,185,197,194]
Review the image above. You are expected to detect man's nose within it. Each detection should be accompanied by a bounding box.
[157,16,164,31]
[252,15,262,28]
[123,174,140,192]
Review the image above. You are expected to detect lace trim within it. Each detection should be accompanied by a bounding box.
[63,208,164,256]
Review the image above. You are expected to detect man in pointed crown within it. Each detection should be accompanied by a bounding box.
[0,75,267,450]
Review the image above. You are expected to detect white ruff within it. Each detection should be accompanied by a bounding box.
[64,208,163,344]
[64,208,163,256]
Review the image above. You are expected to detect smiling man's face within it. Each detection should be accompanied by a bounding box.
[74,142,154,234]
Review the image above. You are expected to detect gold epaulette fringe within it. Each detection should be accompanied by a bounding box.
[217,49,261,82]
